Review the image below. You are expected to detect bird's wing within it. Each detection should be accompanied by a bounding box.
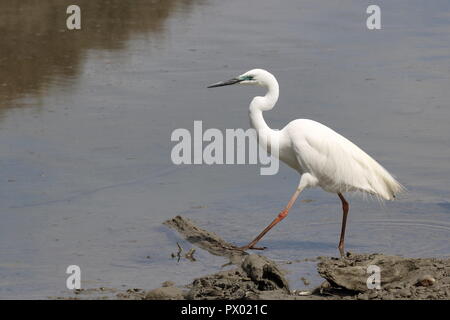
[287,119,402,199]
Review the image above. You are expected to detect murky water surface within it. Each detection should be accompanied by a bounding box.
[1,0,449,298]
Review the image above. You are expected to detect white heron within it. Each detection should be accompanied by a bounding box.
[208,68,403,257]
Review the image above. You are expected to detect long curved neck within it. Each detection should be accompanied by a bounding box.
[249,76,279,133]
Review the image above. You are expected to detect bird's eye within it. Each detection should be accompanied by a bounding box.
[242,75,254,81]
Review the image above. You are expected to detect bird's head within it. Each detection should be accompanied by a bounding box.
[207,69,274,88]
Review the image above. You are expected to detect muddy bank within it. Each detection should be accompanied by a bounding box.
[156,216,450,300]
[317,253,450,300]
[145,252,450,300]
[63,216,450,300]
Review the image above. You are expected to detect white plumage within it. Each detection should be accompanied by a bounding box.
[208,68,403,256]
[283,118,403,200]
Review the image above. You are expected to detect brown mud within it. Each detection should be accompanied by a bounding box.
[62,216,450,300]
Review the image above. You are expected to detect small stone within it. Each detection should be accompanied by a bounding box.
[241,254,290,291]
[415,275,436,287]
[300,277,310,286]
[320,280,331,289]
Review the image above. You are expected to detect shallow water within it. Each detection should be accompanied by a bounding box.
[0,0,449,298]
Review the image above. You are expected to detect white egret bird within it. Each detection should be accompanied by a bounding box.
[208,69,403,257]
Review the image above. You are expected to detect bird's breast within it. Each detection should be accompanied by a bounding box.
[276,134,303,172]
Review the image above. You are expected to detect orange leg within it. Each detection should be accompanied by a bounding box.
[239,188,303,250]
[337,192,349,257]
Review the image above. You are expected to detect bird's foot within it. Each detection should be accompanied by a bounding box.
[338,247,351,260]
[221,241,267,252]
[237,244,267,251]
